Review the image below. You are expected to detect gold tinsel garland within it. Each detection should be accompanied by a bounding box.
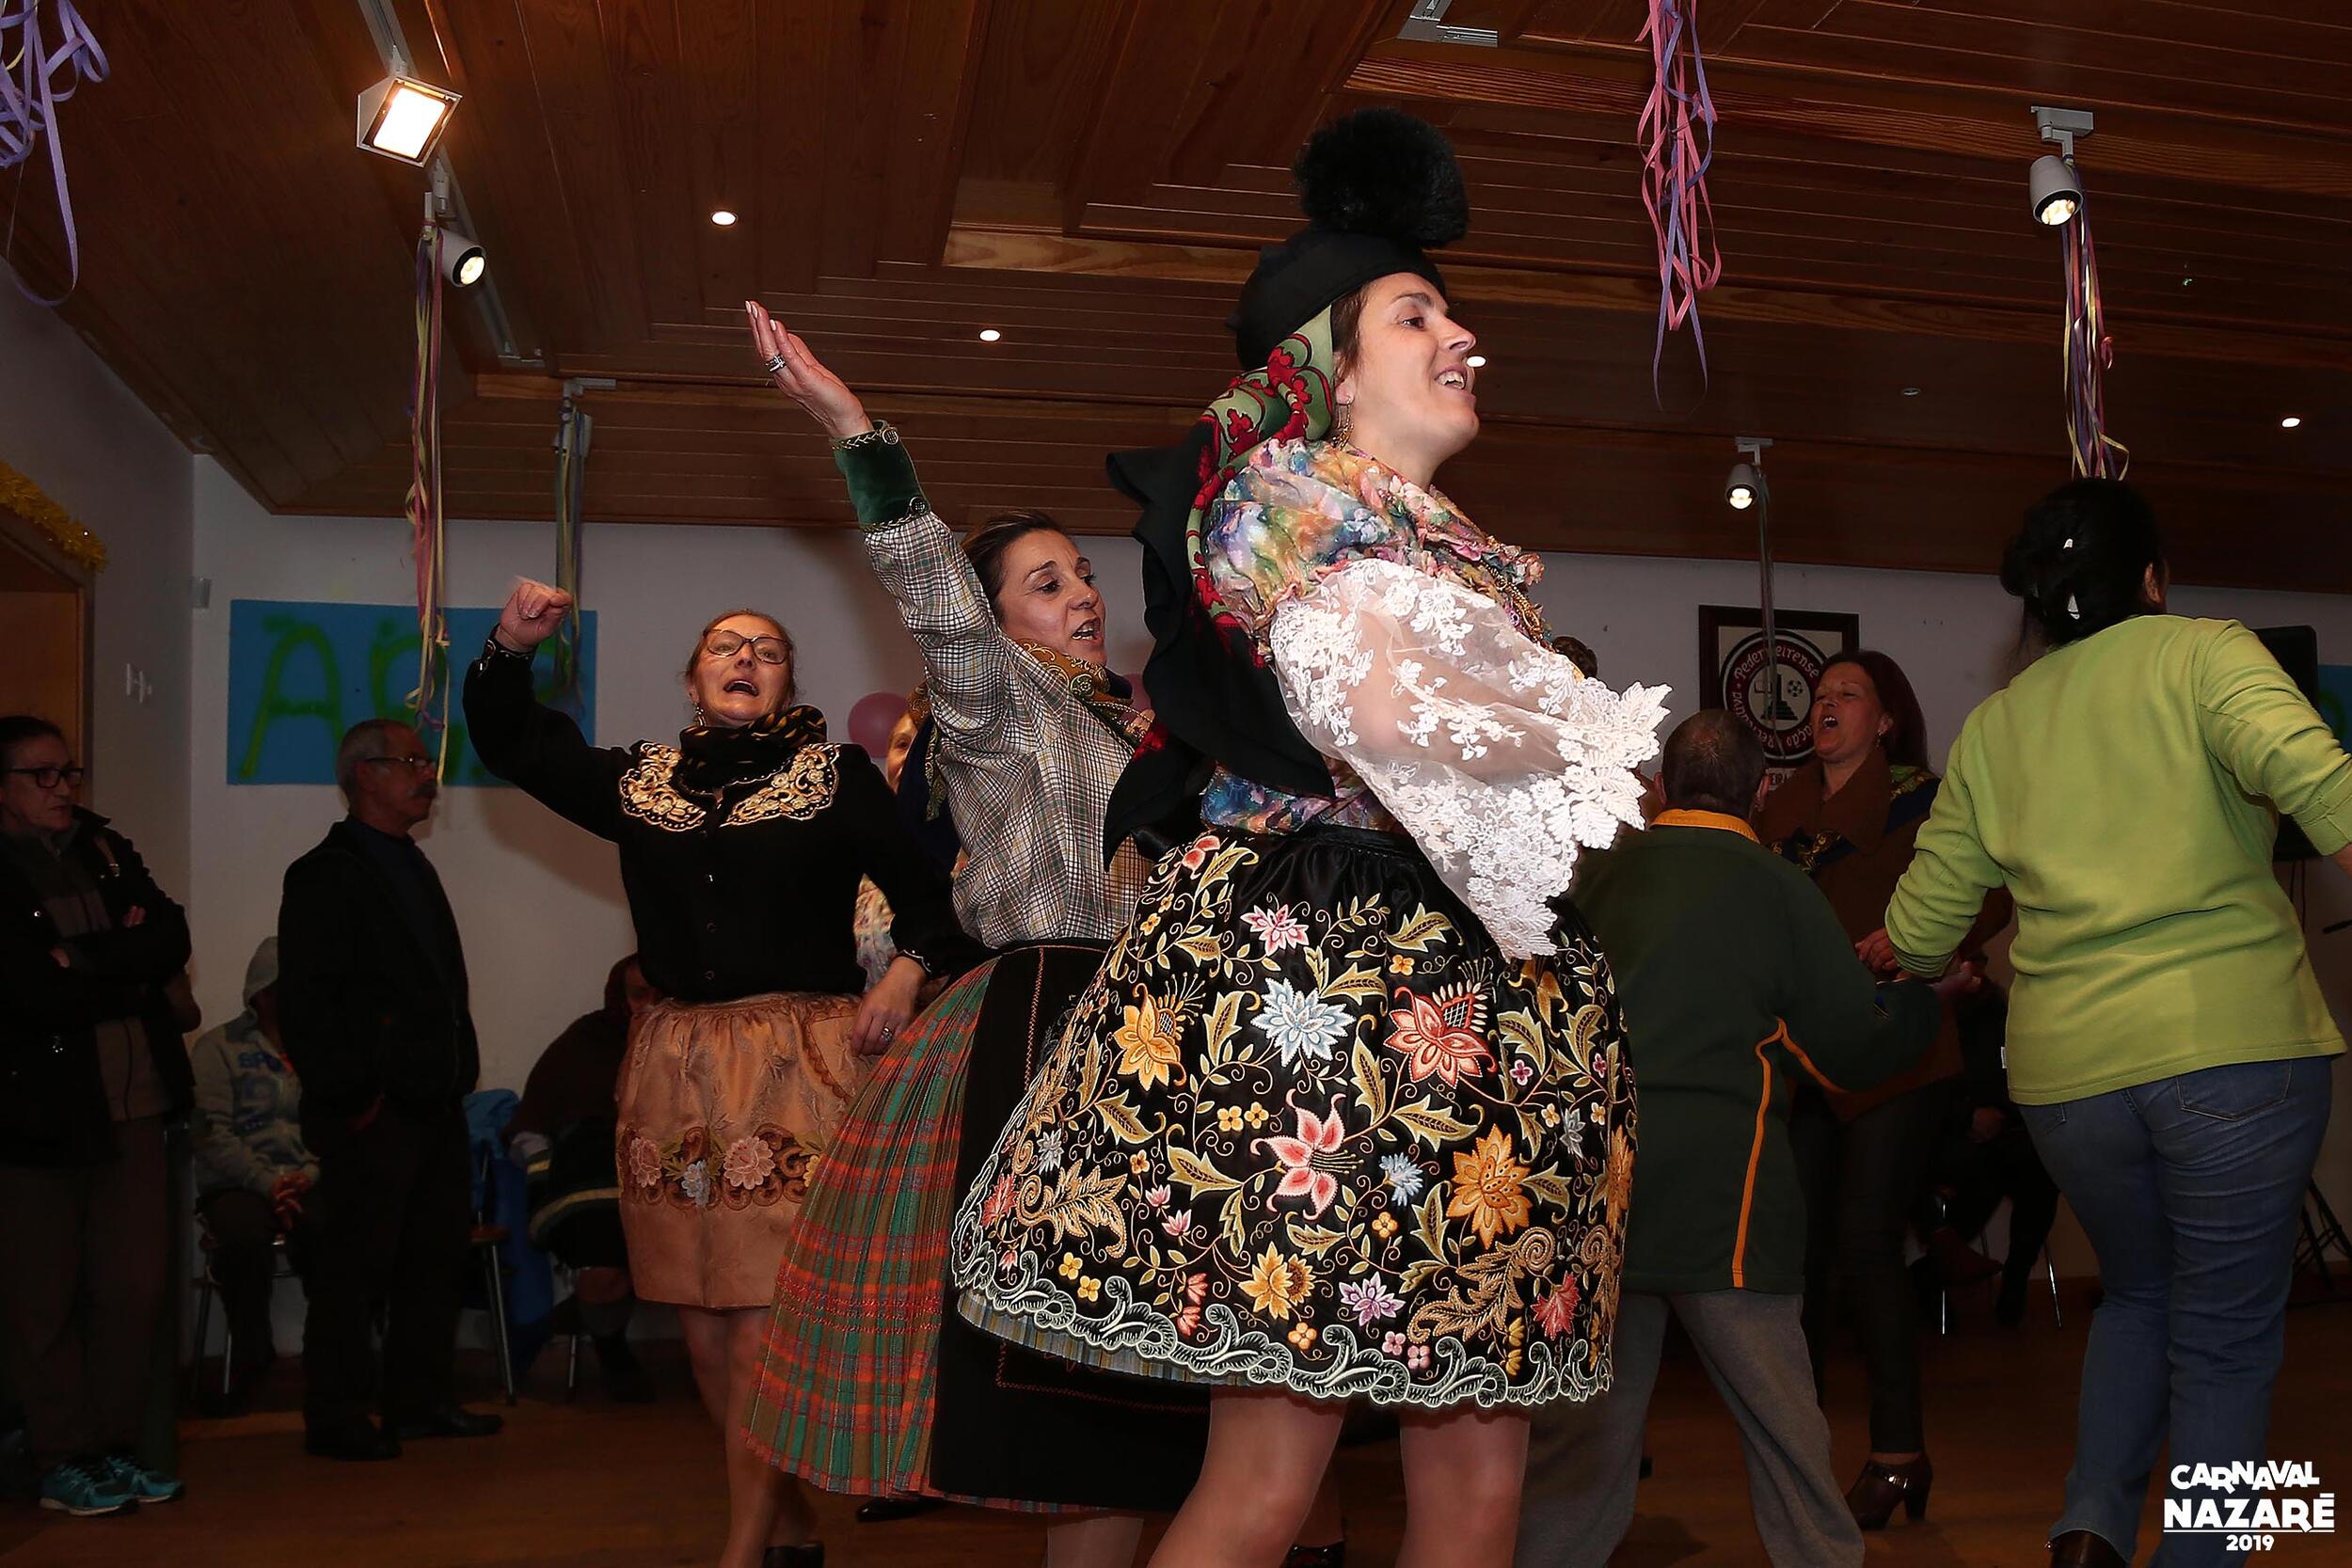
[0,459,107,571]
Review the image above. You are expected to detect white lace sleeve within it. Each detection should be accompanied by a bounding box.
[1266,557,1670,958]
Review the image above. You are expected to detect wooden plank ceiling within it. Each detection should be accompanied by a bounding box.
[5,0,2348,588]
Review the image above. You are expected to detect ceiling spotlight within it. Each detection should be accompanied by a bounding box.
[358,73,460,166]
[2029,154,2081,226]
[437,229,487,288]
[710,209,738,227]
[2281,416,2303,429]
[1725,462,1761,511]
[2027,106,2093,228]
[977,328,1002,342]
[1466,354,1487,369]
[1725,436,1772,512]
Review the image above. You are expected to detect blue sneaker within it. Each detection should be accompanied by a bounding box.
[102,1453,185,1504]
[37,1459,138,1517]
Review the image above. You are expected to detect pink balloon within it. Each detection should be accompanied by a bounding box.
[847,691,909,755]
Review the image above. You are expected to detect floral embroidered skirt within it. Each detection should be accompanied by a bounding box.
[951,825,1636,1410]
[617,990,866,1308]
[744,946,1208,1512]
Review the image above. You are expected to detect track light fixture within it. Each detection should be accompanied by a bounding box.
[1725,437,1772,512]
[1725,463,1761,511]
[2028,106,2093,227]
[2029,155,2081,227]
[358,72,460,166]
[438,228,487,288]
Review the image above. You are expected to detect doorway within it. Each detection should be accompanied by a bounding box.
[0,519,90,757]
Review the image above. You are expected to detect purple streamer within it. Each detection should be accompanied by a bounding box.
[2058,182,2128,480]
[1638,0,1723,400]
[1,0,108,305]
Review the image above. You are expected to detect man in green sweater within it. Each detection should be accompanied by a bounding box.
[1518,711,1957,1568]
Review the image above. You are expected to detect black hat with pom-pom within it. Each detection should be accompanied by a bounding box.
[1227,107,1470,369]
[1097,108,1474,853]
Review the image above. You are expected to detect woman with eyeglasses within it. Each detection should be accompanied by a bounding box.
[463,597,977,1568]
[0,715,195,1519]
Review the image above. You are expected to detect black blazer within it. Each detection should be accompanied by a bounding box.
[276,819,480,1119]
[0,809,194,1166]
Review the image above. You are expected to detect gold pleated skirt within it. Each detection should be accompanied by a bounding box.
[615,991,865,1308]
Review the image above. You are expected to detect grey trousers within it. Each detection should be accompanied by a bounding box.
[1518,1290,1861,1568]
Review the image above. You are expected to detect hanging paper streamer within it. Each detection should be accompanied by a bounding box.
[1637,0,1722,399]
[2058,173,2128,480]
[405,224,452,774]
[0,0,108,304]
[549,396,591,696]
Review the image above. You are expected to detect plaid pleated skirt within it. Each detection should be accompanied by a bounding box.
[743,944,1206,1512]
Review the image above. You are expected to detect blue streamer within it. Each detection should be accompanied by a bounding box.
[0,0,107,305]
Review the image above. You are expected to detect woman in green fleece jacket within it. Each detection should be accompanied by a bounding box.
[1885,478,2347,1568]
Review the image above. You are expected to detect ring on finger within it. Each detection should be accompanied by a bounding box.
[761,353,788,374]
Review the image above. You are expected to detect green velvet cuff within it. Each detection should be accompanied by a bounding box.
[832,423,929,531]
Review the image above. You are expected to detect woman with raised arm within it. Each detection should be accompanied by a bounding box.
[947,110,1667,1568]
[732,310,1233,1566]
[463,594,974,1568]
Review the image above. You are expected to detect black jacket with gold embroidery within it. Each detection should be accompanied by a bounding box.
[464,646,975,1003]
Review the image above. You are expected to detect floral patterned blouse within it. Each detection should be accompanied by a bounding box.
[1200,438,1666,956]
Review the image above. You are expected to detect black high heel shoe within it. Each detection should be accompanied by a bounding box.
[855,1497,943,1524]
[1846,1454,1932,1529]
[1282,1544,1345,1568]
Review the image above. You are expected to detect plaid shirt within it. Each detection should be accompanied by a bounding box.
[850,443,1149,948]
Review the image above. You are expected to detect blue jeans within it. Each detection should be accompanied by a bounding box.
[2018,1056,2333,1566]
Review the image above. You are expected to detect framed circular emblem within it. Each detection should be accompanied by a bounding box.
[1724,630,1831,764]
[1697,605,1861,773]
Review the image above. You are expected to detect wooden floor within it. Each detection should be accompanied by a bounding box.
[3,1283,2346,1566]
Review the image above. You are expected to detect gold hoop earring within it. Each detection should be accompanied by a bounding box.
[1331,401,1354,442]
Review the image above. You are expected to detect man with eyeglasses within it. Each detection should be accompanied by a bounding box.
[275,719,502,1461]
[0,715,195,1517]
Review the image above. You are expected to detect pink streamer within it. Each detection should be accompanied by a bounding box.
[1638,0,1722,399]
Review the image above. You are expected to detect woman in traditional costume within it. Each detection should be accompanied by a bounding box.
[734,310,1226,1568]
[948,110,1668,1568]
[466,590,972,1568]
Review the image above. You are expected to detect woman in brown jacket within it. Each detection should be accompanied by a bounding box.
[1756,651,2008,1531]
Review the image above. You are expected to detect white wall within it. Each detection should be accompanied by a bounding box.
[185,467,2351,1236]
[0,282,195,894]
[1543,553,2352,1233]
[187,459,1123,1088]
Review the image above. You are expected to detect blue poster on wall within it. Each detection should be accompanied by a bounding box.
[227,600,596,786]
